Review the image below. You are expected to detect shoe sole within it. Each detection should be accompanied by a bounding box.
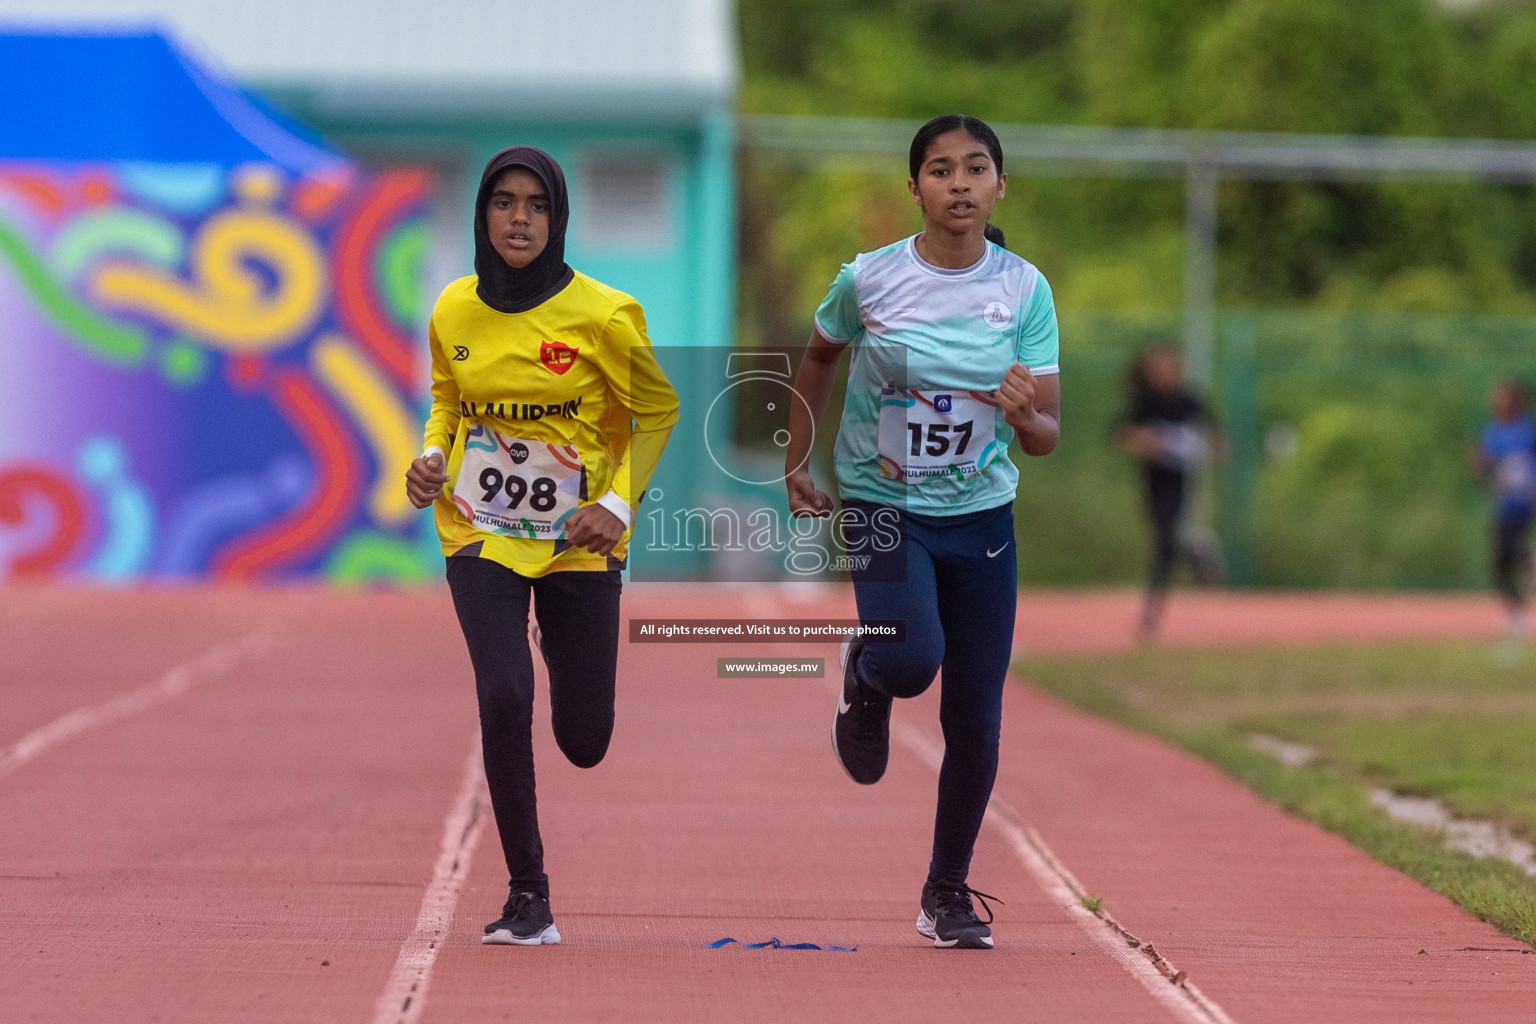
[830,715,876,785]
[831,702,886,785]
[915,909,993,949]
[482,923,561,946]
[831,640,883,786]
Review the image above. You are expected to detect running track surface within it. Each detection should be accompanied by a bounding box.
[2,584,1531,1023]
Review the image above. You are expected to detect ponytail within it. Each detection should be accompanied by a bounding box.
[983,222,1007,249]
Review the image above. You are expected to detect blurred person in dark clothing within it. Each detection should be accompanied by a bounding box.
[1117,343,1223,639]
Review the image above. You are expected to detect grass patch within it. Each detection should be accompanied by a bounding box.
[1017,640,1536,946]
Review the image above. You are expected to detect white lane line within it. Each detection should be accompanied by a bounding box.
[774,578,1229,1021]
[0,630,269,782]
[372,732,489,1024]
[894,721,1237,1024]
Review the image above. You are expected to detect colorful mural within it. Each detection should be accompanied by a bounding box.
[0,162,432,583]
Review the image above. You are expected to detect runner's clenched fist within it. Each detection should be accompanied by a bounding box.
[405,451,449,508]
[996,363,1036,433]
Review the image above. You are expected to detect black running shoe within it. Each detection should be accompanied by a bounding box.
[831,639,892,785]
[916,879,1002,949]
[482,891,561,946]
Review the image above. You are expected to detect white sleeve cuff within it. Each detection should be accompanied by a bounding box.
[595,490,632,528]
[421,445,446,464]
[813,316,854,345]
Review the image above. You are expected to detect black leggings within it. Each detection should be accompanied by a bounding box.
[445,557,622,898]
[1495,517,1532,608]
[1144,467,1188,596]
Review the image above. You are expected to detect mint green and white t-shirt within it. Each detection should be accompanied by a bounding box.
[814,235,1059,516]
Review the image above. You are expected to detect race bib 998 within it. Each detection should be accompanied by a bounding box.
[452,426,585,539]
[877,387,1001,484]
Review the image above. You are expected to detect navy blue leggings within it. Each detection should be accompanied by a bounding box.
[843,499,1017,884]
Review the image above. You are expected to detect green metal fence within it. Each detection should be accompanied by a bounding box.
[1013,311,1536,590]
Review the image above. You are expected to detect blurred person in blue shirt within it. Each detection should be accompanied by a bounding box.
[1471,378,1536,637]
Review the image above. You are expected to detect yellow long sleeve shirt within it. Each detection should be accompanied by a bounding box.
[422,272,679,575]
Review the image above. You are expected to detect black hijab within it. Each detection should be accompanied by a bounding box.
[473,146,575,314]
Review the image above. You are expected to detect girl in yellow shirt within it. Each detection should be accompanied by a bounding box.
[405,146,678,946]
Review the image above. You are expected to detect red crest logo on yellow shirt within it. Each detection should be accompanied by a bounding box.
[540,340,578,375]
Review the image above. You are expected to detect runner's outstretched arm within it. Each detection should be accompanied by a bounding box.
[405,317,458,508]
[564,297,680,554]
[784,328,843,518]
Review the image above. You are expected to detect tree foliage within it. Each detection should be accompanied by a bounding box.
[739,0,1536,327]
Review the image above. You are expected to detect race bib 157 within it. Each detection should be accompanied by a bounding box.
[877,387,1001,484]
[452,426,585,539]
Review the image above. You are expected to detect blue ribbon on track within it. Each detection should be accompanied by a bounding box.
[707,937,858,952]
